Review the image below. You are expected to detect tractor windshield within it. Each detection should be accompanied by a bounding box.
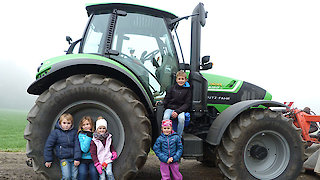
[111,13,179,96]
[82,12,179,97]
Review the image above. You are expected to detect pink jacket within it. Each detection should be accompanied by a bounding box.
[90,133,113,164]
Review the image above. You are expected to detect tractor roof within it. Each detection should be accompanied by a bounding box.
[86,3,178,19]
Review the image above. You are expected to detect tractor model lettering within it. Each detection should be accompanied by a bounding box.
[207,95,231,101]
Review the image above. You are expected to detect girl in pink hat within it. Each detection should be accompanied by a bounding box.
[90,116,117,180]
[153,119,183,180]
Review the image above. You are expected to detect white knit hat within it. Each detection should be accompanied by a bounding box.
[96,119,107,130]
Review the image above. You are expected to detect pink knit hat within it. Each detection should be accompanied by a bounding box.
[162,119,172,127]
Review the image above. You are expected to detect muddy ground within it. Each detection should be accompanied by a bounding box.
[0,152,318,180]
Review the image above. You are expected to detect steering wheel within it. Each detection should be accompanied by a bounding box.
[119,52,134,61]
[140,50,160,63]
[144,50,160,60]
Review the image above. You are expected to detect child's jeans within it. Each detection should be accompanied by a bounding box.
[99,163,115,180]
[163,109,185,137]
[78,161,98,180]
[60,159,78,180]
[160,162,183,180]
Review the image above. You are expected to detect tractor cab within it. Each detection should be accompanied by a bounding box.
[66,2,210,118]
[72,3,181,98]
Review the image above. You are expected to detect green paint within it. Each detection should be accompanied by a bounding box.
[38,54,135,80]
[37,54,148,95]
[202,73,243,93]
[264,91,272,100]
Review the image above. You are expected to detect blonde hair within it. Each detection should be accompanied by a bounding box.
[59,113,73,125]
[176,70,187,78]
[78,116,94,133]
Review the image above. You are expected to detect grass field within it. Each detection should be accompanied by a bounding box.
[0,109,28,152]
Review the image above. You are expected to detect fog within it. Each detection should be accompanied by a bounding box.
[0,60,36,111]
[1,0,320,114]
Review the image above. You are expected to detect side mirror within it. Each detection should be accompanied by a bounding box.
[202,56,210,65]
[201,62,212,70]
[66,36,73,45]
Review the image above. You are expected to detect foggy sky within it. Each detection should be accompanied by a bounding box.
[0,60,36,110]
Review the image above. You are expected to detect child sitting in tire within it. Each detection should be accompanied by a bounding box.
[163,70,191,137]
[44,113,81,179]
[90,117,117,180]
[153,119,183,180]
[77,116,99,180]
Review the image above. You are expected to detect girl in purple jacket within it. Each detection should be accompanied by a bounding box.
[90,117,117,180]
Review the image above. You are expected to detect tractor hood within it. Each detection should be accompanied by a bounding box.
[202,73,272,112]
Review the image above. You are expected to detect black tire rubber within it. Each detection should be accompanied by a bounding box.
[199,142,217,167]
[216,109,304,180]
[24,74,151,180]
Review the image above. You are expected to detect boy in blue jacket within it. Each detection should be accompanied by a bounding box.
[153,119,183,180]
[44,113,81,179]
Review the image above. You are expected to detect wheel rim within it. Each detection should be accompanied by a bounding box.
[52,100,125,155]
[244,130,290,179]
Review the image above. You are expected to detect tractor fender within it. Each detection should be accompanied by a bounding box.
[27,57,153,113]
[206,100,287,145]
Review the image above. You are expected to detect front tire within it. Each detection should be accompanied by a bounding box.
[217,109,304,180]
[24,74,151,179]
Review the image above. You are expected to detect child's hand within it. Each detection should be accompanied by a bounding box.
[45,162,52,168]
[167,157,173,164]
[172,111,178,119]
[94,162,103,174]
[111,151,117,160]
[74,160,80,166]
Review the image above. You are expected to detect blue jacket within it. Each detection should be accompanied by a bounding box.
[153,132,183,163]
[78,132,93,159]
[44,122,81,162]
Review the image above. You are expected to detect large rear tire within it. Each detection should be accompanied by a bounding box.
[217,109,304,180]
[24,74,151,179]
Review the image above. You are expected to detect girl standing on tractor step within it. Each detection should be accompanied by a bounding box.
[153,119,183,180]
[44,113,81,179]
[78,116,99,180]
[90,117,117,180]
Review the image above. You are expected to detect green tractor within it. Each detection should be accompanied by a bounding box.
[24,2,304,179]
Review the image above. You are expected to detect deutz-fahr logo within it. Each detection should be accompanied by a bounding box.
[208,82,222,88]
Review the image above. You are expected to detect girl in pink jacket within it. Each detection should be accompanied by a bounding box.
[90,117,117,180]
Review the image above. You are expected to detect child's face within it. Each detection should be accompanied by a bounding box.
[162,126,172,136]
[60,119,72,131]
[82,120,92,132]
[176,75,187,86]
[97,126,107,134]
